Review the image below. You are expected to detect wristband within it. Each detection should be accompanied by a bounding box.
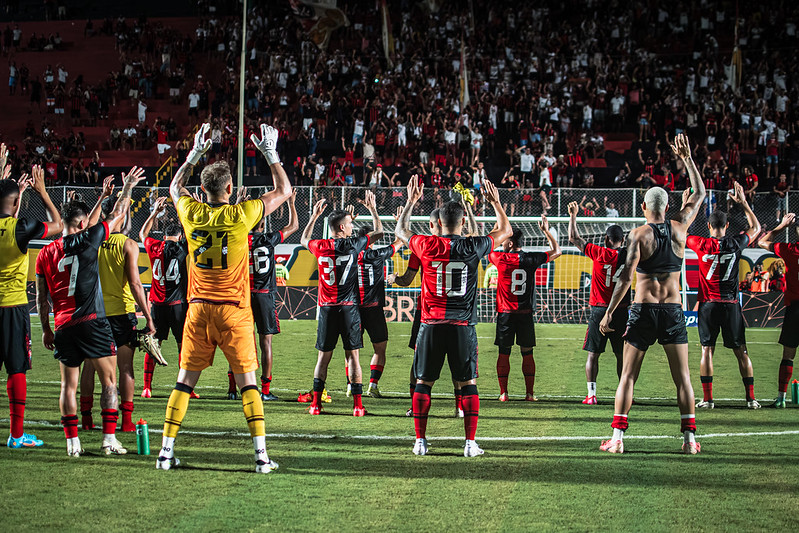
[265,150,280,166]
[186,149,203,165]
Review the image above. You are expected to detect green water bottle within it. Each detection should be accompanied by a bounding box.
[792,380,799,405]
[136,418,150,455]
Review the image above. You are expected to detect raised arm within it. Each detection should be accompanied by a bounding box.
[540,214,561,261]
[171,123,212,204]
[36,275,55,351]
[670,133,706,226]
[280,190,299,239]
[13,172,30,219]
[462,195,478,236]
[730,181,761,240]
[395,178,424,246]
[107,167,145,233]
[252,124,292,215]
[139,196,168,243]
[300,199,326,249]
[567,201,587,253]
[361,189,384,241]
[88,176,115,227]
[123,238,155,335]
[759,213,795,252]
[599,227,642,334]
[29,165,63,237]
[482,178,512,244]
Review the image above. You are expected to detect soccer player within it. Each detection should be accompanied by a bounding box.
[598,133,705,454]
[300,190,383,416]
[35,168,142,456]
[687,182,762,409]
[246,188,298,401]
[568,201,628,405]
[139,196,191,399]
[395,178,511,457]
[0,163,62,448]
[758,212,799,408]
[489,222,561,402]
[156,123,291,473]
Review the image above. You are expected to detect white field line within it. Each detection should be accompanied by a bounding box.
[4,418,798,442]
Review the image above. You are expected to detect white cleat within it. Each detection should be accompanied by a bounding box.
[695,400,714,409]
[412,438,429,456]
[747,400,762,409]
[255,459,279,473]
[455,408,464,418]
[66,438,84,457]
[156,455,180,470]
[101,437,128,455]
[464,440,485,457]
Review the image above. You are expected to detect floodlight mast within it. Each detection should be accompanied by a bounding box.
[237,0,248,189]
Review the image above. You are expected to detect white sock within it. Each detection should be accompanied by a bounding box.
[684,430,696,444]
[612,428,625,441]
[587,382,597,396]
[777,392,786,401]
[102,433,115,444]
[160,436,175,458]
[253,435,269,462]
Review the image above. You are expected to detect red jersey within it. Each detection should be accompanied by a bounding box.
[308,235,370,306]
[409,234,493,325]
[144,237,188,304]
[687,234,749,303]
[774,242,799,306]
[488,250,550,314]
[584,242,630,307]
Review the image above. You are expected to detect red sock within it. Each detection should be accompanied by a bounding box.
[496,353,510,394]
[61,414,79,439]
[120,401,134,431]
[680,415,696,433]
[700,376,713,401]
[351,383,363,408]
[80,395,93,429]
[261,376,271,395]
[101,409,118,435]
[143,353,155,389]
[611,414,629,431]
[743,377,755,402]
[412,386,432,439]
[369,364,384,384]
[311,390,322,408]
[454,389,463,411]
[227,371,236,393]
[461,385,480,440]
[778,359,793,393]
[7,373,26,439]
[345,364,350,385]
[521,353,536,395]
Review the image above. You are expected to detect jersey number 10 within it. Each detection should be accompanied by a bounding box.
[432,261,467,297]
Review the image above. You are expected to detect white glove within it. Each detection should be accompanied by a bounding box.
[251,124,280,165]
[187,123,212,165]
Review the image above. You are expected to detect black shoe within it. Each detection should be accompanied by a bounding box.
[226,391,239,400]
[261,392,280,401]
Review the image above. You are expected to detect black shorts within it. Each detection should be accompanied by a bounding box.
[623,303,688,351]
[316,305,363,352]
[494,312,536,348]
[408,307,422,350]
[54,319,117,368]
[414,323,478,382]
[107,313,138,349]
[0,305,32,374]
[779,302,799,348]
[698,301,746,349]
[152,303,187,342]
[360,305,388,344]
[251,292,280,336]
[583,305,627,355]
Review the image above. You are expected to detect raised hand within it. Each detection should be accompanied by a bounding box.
[2,164,10,181]
[0,143,7,170]
[236,186,250,204]
[187,123,212,165]
[345,204,358,220]
[481,178,499,204]
[154,196,169,213]
[101,176,115,198]
[31,164,47,194]
[312,198,327,218]
[362,189,377,210]
[780,213,796,228]
[406,175,424,204]
[393,205,403,222]
[731,182,745,204]
[122,166,146,186]
[670,133,692,159]
[251,123,280,164]
[539,214,550,232]
[15,173,31,194]
[190,191,203,203]
[567,201,579,216]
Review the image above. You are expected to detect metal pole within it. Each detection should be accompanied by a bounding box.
[632,188,637,218]
[236,0,248,190]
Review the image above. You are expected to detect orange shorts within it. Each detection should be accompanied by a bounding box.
[180,303,258,374]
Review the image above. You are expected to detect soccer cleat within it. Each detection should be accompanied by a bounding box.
[346,383,352,397]
[353,406,367,417]
[190,391,200,399]
[412,438,429,456]
[682,441,701,455]
[772,398,787,409]
[308,405,322,415]
[226,391,239,400]
[747,400,762,409]
[297,392,312,403]
[7,432,43,448]
[463,440,485,457]
[366,384,383,398]
[101,437,128,455]
[141,388,152,399]
[696,400,714,409]
[66,438,84,457]
[455,408,464,418]
[405,407,413,417]
[261,392,280,401]
[582,395,598,405]
[156,455,180,470]
[599,439,624,454]
[321,389,332,403]
[255,458,279,474]
[498,393,509,402]
[138,332,167,365]
[525,393,538,402]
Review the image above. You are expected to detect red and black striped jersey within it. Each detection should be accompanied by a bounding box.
[144,237,188,304]
[408,252,424,308]
[249,231,284,293]
[488,250,549,313]
[687,234,749,303]
[410,234,493,325]
[308,235,370,306]
[35,222,110,330]
[775,242,799,306]
[584,242,630,307]
[358,244,396,308]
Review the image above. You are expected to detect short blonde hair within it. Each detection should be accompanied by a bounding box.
[643,187,668,214]
[200,161,232,195]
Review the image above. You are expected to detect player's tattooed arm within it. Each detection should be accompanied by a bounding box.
[139,196,168,243]
[13,172,30,219]
[730,181,762,240]
[361,189,384,241]
[108,166,145,233]
[123,238,156,335]
[301,199,326,249]
[600,227,641,335]
[759,213,795,252]
[462,195,478,236]
[567,201,587,253]
[670,133,706,227]
[281,190,300,239]
[396,177,423,246]
[171,123,212,204]
[29,164,63,236]
[540,214,561,261]
[35,275,55,350]
[483,178,512,245]
[88,176,115,227]
[254,124,292,216]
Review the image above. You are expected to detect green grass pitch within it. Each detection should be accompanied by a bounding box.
[1,321,797,531]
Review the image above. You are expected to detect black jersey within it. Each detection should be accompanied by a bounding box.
[358,244,397,308]
[249,230,284,293]
[687,233,749,302]
[637,221,682,274]
[308,235,370,306]
[145,237,188,304]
